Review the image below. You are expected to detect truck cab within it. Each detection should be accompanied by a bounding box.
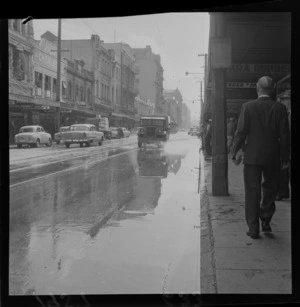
[137,115,170,148]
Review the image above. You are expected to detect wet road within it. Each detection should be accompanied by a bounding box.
[9,133,201,295]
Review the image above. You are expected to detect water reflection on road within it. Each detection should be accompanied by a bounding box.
[9,137,200,295]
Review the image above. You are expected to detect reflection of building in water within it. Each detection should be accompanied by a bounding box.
[167,153,185,175]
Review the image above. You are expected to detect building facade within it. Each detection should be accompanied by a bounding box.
[133,46,164,115]
[9,19,35,143]
[163,88,183,128]
[104,43,139,128]
[134,96,155,118]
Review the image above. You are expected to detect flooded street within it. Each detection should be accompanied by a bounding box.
[9,134,201,295]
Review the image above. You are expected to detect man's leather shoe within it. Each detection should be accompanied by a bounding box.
[246,231,260,239]
[261,221,272,232]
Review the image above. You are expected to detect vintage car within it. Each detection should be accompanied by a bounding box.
[109,127,120,139]
[14,125,52,148]
[188,127,200,136]
[54,126,70,144]
[60,124,104,148]
[120,127,130,138]
[137,115,170,148]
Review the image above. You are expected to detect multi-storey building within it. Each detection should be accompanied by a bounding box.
[42,33,115,118]
[63,58,95,126]
[104,43,138,128]
[9,19,35,143]
[181,103,191,130]
[133,46,164,115]
[163,88,183,128]
[134,95,155,118]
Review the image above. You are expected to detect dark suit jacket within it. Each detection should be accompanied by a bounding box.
[232,96,290,165]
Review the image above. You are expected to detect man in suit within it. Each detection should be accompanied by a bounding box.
[231,76,290,239]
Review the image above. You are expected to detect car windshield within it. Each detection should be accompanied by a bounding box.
[140,119,165,126]
[60,127,69,132]
[19,127,35,133]
[70,126,90,131]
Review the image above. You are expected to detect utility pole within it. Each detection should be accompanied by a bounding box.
[51,19,69,130]
[198,53,208,125]
[56,19,62,129]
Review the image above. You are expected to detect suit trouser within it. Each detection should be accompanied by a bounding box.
[243,163,280,232]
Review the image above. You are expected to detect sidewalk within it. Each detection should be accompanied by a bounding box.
[200,151,291,294]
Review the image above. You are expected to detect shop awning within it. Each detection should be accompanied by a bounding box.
[111,112,129,118]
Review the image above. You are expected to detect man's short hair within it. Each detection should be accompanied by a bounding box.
[256,76,275,93]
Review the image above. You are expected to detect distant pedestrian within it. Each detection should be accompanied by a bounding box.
[227,117,236,153]
[277,95,291,200]
[231,76,290,239]
[204,119,212,156]
[199,124,205,149]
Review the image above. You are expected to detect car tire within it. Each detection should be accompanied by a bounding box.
[46,138,52,147]
[35,139,40,148]
[65,142,70,148]
[86,141,90,147]
[80,142,84,148]
[56,140,60,145]
[98,138,103,146]
[17,144,22,149]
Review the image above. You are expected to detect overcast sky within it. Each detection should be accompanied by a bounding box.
[33,13,210,121]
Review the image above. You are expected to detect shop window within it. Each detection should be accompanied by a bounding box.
[68,81,72,99]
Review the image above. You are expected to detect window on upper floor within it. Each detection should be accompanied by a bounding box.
[21,23,26,35]
[35,72,43,89]
[11,19,18,31]
[62,81,67,98]
[87,88,91,103]
[44,75,51,91]
[76,84,79,100]
[68,81,72,99]
[80,86,84,101]
[53,78,57,93]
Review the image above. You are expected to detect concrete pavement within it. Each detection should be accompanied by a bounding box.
[200,151,291,294]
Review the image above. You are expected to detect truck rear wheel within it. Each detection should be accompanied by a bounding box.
[65,142,70,148]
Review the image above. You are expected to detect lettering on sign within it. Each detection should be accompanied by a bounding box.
[228,64,290,74]
[227,82,256,88]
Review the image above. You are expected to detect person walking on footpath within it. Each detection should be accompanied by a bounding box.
[204,119,212,156]
[231,76,290,239]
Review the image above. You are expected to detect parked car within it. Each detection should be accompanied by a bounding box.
[188,127,200,136]
[60,124,104,148]
[15,125,52,148]
[120,127,130,138]
[54,126,70,144]
[109,127,119,139]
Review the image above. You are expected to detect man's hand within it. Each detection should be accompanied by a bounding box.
[232,157,239,166]
[281,161,290,170]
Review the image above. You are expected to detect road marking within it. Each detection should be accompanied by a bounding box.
[10,148,139,188]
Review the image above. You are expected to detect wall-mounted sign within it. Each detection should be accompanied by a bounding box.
[207,82,257,88]
[211,38,232,68]
[227,82,256,88]
[228,63,290,74]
